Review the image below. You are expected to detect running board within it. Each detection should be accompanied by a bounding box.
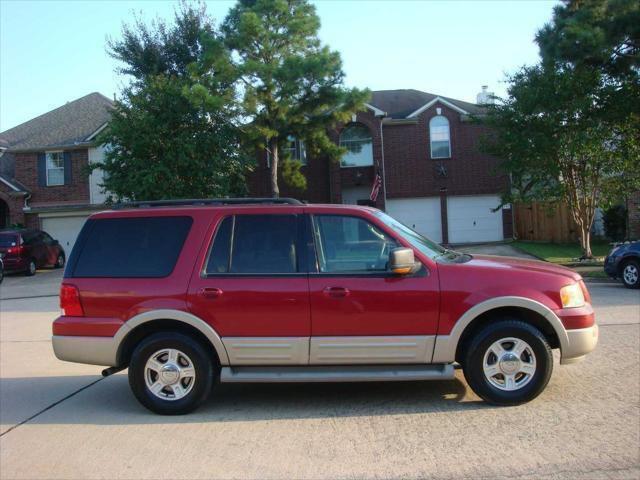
[220,364,455,383]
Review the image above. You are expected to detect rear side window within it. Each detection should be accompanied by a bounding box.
[72,216,192,278]
[205,215,299,274]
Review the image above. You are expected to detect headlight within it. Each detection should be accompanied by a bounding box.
[560,283,585,308]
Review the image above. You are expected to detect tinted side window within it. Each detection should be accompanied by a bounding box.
[204,215,299,274]
[205,216,233,274]
[312,215,398,273]
[72,216,192,278]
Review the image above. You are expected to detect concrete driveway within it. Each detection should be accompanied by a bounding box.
[0,270,639,478]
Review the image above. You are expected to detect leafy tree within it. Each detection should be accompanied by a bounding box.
[97,2,249,202]
[485,65,639,257]
[221,0,369,197]
[484,0,640,258]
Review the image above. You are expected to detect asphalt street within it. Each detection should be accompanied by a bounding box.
[0,269,638,479]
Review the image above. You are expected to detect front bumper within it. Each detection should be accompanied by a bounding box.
[561,324,599,364]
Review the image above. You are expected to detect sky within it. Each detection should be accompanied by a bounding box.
[0,0,558,131]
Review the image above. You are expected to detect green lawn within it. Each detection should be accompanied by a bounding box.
[512,241,611,265]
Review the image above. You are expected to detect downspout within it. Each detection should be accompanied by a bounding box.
[378,113,388,210]
[23,193,31,211]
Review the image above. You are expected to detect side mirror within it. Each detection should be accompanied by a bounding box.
[389,248,419,275]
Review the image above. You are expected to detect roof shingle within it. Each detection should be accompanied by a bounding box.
[0,92,114,152]
[370,89,484,119]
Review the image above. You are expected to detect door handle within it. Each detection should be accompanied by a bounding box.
[198,287,223,299]
[323,287,350,298]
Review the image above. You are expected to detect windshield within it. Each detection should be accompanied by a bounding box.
[374,211,448,259]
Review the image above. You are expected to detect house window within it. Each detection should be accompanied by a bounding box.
[283,136,307,165]
[46,152,64,186]
[267,136,307,167]
[429,116,451,159]
[340,123,373,167]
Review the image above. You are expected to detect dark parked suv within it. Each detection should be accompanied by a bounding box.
[604,241,640,289]
[0,229,66,275]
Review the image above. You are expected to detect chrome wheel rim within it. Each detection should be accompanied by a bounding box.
[623,264,638,285]
[482,337,536,391]
[57,255,65,267]
[144,349,196,401]
[29,261,36,274]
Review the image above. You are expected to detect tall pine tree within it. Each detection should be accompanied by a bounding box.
[221,0,369,197]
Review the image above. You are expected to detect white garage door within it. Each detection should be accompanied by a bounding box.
[385,197,442,243]
[447,195,503,243]
[41,215,88,255]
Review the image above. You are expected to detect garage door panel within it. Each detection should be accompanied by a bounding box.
[385,198,442,243]
[41,216,88,255]
[447,196,503,243]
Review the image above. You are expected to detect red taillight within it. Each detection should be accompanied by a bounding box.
[6,245,25,255]
[60,283,84,317]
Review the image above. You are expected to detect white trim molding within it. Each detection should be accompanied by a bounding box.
[84,122,109,142]
[407,97,469,118]
[364,103,387,117]
[0,175,22,192]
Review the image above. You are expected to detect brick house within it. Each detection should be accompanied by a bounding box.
[0,92,112,252]
[248,89,513,244]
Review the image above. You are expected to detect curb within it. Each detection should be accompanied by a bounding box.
[582,277,617,284]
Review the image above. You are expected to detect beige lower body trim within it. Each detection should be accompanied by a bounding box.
[561,325,598,364]
[309,336,435,365]
[222,337,309,365]
[52,335,118,366]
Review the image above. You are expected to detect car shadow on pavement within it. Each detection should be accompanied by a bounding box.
[0,373,491,427]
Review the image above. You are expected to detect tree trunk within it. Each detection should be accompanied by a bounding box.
[583,227,593,259]
[269,140,280,198]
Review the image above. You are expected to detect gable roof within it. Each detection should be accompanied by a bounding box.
[0,92,114,152]
[369,89,484,119]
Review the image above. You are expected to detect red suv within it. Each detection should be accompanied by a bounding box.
[0,229,66,275]
[52,199,598,414]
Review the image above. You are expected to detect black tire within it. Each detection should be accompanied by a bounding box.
[128,332,216,415]
[462,319,553,406]
[24,258,36,276]
[620,259,640,289]
[54,253,65,269]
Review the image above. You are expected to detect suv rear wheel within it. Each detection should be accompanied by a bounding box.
[462,319,553,406]
[128,332,216,415]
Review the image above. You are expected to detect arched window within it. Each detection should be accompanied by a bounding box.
[429,116,451,159]
[339,123,373,167]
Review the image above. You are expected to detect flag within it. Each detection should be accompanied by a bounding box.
[370,173,382,202]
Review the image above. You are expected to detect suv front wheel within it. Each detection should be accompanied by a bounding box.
[462,319,553,406]
[128,332,216,415]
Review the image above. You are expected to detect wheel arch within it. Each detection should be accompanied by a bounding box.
[618,255,639,273]
[114,309,230,367]
[432,296,569,364]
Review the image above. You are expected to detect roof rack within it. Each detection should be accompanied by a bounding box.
[112,197,303,209]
